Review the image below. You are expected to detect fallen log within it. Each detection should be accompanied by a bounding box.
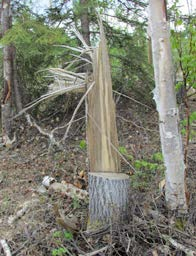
[49,182,88,200]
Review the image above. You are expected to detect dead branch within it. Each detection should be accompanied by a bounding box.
[113,90,153,109]
[8,199,40,225]
[49,182,88,200]
[78,244,114,256]
[26,114,62,150]
[0,239,12,256]
[162,235,196,256]
[117,115,158,133]
[63,81,95,140]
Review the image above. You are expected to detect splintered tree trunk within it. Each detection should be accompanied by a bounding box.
[1,0,14,146]
[87,23,130,229]
[149,0,187,213]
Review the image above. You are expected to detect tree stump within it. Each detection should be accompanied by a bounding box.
[88,172,130,229]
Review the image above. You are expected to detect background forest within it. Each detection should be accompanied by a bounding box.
[0,0,195,255]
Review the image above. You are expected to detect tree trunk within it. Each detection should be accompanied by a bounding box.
[79,0,91,73]
[88,172,130,229]
[87,22,129,229]
[1,0,14,146]
[80,0,90,46]
[149,0,187,213]
[12,46,23,112]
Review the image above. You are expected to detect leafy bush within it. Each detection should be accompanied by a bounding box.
[130,152,164,191]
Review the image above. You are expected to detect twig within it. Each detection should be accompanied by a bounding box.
[113,90,153,109]
[80,232,94,250]
[52,116,85,133]
[188,155,196,163]
[26,114,62,150]
[13,84,85,120]
[12,241,29,256]
[63,81,95,140]
[117,115,158,133]
[162,235,196,256]
[8,199,39,225]
[78,244,114,256]
[184,94,190,174]
[0,239,12,256]
[126,233,131,253]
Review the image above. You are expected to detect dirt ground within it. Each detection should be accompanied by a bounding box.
[0,97,195,256]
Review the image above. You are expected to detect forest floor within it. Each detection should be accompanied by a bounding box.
[0,96,195,256]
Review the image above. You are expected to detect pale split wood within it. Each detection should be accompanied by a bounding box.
[86,22,120,173]
[87,112,136,172]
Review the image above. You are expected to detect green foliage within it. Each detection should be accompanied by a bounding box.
[118,146,127,155]
[170,5,196,92]
[52,247,67,256]
[130,152,164,191]
[47,0,154,106]
[119,146,133,161]
[190,111,196,123]
[151,152,163,163]
[52,230,73,240]
[0,11,73,101]
[175,218,187,231]
[72,195,80,209]
[134,159,159,171]
[79,139,87,150]
[53,231,62,238]
[51,230,73,256]
[64,231,73,240]
[108,27,154,104]
[180,111,196,139]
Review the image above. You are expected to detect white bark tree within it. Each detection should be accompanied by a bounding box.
[149,0,188,213]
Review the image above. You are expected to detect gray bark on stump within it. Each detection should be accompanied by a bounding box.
[88,172,130,229]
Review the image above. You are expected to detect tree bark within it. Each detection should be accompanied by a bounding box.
[149,0,187,213]
[79,0,91,73]
[12,46,23,112]
[1,0,14,146]
[88,172,130,229]
[80,0,90,46]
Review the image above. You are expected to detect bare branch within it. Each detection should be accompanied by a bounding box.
[0,240,12,256]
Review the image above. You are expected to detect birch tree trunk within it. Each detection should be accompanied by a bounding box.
[87,23,130,229]
[149,0,187,213]
[1,0,14,146]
